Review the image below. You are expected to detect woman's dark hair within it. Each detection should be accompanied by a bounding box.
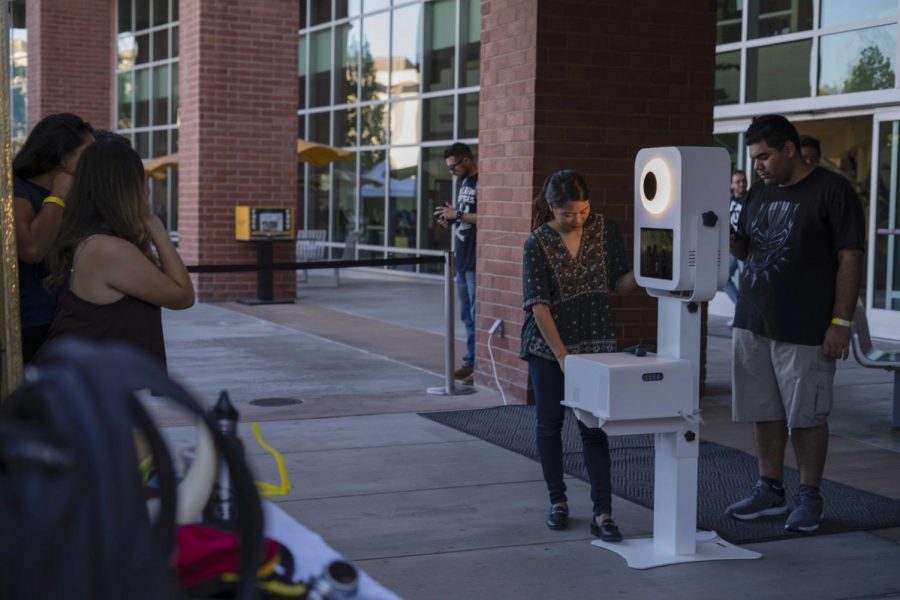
[531,170,590,230]
[46,138,155,292]
[12,113,95,179]
[745,114,800,153]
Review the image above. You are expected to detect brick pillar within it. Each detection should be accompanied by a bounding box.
[179,0,298,301]
[477,0,716,402]
[26,0,114,129]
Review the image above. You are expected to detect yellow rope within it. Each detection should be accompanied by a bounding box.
[251,422,291,497]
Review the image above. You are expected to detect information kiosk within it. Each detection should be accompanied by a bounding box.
[562,147,761,568]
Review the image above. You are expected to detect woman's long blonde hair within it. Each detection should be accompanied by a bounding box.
[46,138,158,292]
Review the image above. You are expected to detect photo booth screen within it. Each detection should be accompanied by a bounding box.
[639,227,674,281]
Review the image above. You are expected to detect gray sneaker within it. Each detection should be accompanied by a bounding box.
[725,480,789,520]
[784,486,824,532]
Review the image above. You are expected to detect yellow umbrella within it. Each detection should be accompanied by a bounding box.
[143,153,179,181]
[296,139,353,167]
[141,141,352,180]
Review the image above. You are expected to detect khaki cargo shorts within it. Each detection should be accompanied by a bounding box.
[732,328,836,428]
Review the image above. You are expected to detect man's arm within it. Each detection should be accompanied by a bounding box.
[822,248,864,360]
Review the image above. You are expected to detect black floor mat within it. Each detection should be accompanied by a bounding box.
[420,405,900,544]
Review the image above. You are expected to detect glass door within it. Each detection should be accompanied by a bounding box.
[868,111,900,338]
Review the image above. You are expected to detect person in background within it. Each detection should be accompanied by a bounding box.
[434,142,478,386]
[12,113,95,362]
[799,135,821,167]
[727,115,865,532]
[724,170,748,315]
[43,138,194,369]
[520,169,638,542]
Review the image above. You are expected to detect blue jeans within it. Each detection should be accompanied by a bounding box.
[528,356,612,516]
[456,271,476,368]
[724,255,743,304]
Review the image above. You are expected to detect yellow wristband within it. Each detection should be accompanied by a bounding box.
[42,196,65,209]
[830,317,851,327]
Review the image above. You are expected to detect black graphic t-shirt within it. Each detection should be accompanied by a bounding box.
[454,174,477,273]
[734,167,865,345]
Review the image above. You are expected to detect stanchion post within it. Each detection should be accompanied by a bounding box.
[428,251,475,396]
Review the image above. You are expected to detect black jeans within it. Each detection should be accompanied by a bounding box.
[528,355,612,516]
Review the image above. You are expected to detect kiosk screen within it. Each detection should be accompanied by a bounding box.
[640,228,674,281]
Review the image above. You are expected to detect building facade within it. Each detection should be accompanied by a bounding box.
[713,0,900,336]
[10,0,898,400]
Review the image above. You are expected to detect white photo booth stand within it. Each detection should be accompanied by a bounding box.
[562,147,762,569]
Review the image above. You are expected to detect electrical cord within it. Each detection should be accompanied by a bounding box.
[487,330,508,406]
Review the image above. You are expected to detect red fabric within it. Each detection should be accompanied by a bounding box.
[174,524,278,588]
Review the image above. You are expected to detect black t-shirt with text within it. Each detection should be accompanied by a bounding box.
[734,167,865,345]
[454,174,477,273]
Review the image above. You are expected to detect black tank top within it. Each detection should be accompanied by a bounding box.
[43,233,167,368]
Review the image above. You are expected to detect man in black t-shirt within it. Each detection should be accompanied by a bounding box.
[726,115,865,533]
[434,143,478,385]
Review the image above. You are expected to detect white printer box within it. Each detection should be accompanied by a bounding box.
[563,353,694,421]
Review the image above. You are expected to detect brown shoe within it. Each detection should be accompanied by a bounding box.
[453,365,473,380]
[462,375,474,386]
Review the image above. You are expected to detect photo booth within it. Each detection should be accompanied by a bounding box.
[562,147,761,568]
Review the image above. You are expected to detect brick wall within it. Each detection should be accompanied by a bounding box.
[26,0,114,129]
[179,0,298,301]
[477,0,716,402]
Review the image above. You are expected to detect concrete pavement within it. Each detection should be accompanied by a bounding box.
[159,271,900,600]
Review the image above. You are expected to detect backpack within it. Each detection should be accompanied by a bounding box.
[0,339,264,600]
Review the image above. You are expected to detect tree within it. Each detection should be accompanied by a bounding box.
[843,44,895,93]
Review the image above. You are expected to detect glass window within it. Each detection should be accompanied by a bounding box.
[135,68,151,127]
[390,99,420,146]
[423,95,454,141]
[336,0,361,19]
[460,0,480,87]
[391,4,421,97]
[172,0,178,22]
[298,114,306,140]
[310,29,332,108]
[136,33,150,65]
[361,12,390,102]
[309,111,331,144]
[333,154,358,243]
[748,0,813,39]
[335,20,361,105]
[424,0,456,92]
[821,0,896,29]
[118,72,133,129]
[152,65,169,126]
[819,25,896,95]
[12,87,26,140]
[135,0,150,30]
[299,0,307,30]
[364,0,389,13]
[335,108,358,147]
[360,149,387,246]
[717,0,742,44]
[117,33,137,69]
[170,63,179,124]
[388,147,418,248]
[310,0,331,26]
[714,132,745,171]
[172,25,179,57]
[309,164,330,231]
[298,35,307,109]
[153,0,169,27]
[458,92,478,139]
[715,51,741,105]
[152,129,169,157]
[118,0,132,32]
[419,146,452,259]
[360,103,388,146]
[135,131,150,158]
[153,29,169,62]
[746,39,812,101]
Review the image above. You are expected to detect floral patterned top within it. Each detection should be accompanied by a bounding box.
[519,212,629,360]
